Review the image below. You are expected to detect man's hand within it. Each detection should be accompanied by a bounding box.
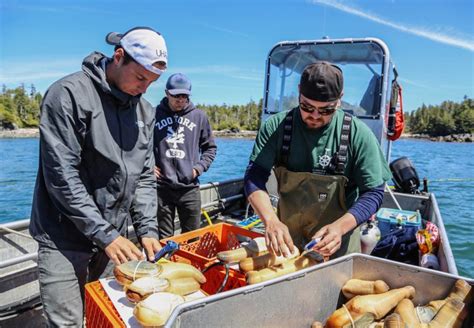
[311,223,344,257]
[312,213,357,257]
[154,166,163,180]
[104,236,144,265]
[141,237,163,262]
[264,218,294,257]
[247,190,294,257]
[192,169,199,180]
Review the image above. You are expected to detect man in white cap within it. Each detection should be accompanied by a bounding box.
[30,27,167,326]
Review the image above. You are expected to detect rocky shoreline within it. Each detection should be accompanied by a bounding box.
[0,128,40,138]
[213,129,257,138]
[401,133,473,143]
[0,128,258,139]
[0,128,471,142]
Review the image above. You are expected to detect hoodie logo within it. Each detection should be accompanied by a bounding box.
[156,116,196,131]
[165,126,185,159]
[136,120,145,128]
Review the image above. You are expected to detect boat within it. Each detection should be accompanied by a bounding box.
[0,37,466,327]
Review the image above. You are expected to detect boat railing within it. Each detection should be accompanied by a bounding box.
[0,181,457,274]
[0,178,247,269]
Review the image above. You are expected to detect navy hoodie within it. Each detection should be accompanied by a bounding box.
[154,98,217,189]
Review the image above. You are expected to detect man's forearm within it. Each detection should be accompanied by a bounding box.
[335,212,358,235]
[247,190,279,224]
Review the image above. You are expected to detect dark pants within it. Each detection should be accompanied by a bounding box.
[37,244,114,327]
[157,186,201,238]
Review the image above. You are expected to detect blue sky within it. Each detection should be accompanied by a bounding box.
[1,0,473,111]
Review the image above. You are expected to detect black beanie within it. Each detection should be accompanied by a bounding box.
[300,62,343,102]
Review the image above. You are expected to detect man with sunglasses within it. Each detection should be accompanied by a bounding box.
[244,62,391,260]
[154,73,217,238]
[29,27,166,326]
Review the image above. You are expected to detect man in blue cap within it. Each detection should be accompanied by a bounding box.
[154,73,217,237]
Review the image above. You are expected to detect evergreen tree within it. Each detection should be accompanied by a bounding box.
[407,98,473,136]
[0,85,42,128]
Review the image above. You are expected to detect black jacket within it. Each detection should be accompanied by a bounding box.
[153,98,216,189]
[29,52,159,251]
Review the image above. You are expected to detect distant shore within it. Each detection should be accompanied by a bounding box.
[213,130,257,139]
[0,128,257,139]
[0,128,39,138]
[400,133,473,143]
[0,128,471,142]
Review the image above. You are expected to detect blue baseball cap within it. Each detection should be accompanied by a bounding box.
[166,73,192,95]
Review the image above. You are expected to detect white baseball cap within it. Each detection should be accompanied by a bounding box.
[106,27,167,75]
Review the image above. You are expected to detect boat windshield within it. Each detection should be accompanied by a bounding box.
[264,40,385,119]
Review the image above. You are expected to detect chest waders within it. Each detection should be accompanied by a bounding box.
[274,109,360,259]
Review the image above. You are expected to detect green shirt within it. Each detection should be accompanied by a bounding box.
[250,108,392,207]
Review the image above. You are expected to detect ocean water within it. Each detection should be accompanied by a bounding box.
[0,137,473,277]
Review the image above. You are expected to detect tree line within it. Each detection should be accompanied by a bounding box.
[198,99,262,131]
[405,96,473,136]
[1,84,472,137]
[0,84,263,131]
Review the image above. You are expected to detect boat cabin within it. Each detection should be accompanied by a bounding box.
[262,38,395,159]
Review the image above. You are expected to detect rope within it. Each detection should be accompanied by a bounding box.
[244,202,252,219]
[429,178,474,183]
[243,217,262,230]
[201,208,213,226]
[385,183,402,210]
[415,306,423,324]
[132,260,146,282]
[209,182,225,211]
[0,225,33,239]
[342,304,355,328]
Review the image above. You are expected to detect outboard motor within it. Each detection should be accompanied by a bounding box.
[390,157,420,194]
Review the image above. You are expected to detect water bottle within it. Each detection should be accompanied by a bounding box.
[420,253,440,270]
[360,221,381,255]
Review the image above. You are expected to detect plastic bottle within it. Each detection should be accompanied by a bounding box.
[420,253,440,270]
[360,221,381,255]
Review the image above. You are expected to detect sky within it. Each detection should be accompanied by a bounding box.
[1,0,473,112]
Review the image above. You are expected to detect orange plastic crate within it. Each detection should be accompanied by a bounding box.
[201,264,247,294]
[85,281,125,328]
[161,223,263,270]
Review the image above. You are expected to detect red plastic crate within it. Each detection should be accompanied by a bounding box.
[201,264,247,294]
[85,281,125,328]
[161,223,263,270]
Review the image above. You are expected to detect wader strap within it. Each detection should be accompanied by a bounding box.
[329,113,352,175]
[337,113,352,173]
[279,108,296,167]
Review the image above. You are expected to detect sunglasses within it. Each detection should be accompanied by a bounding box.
[299,96,338,115]
[168,93,189,100]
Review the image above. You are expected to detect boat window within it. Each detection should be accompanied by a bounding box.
[264,41,385,119]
